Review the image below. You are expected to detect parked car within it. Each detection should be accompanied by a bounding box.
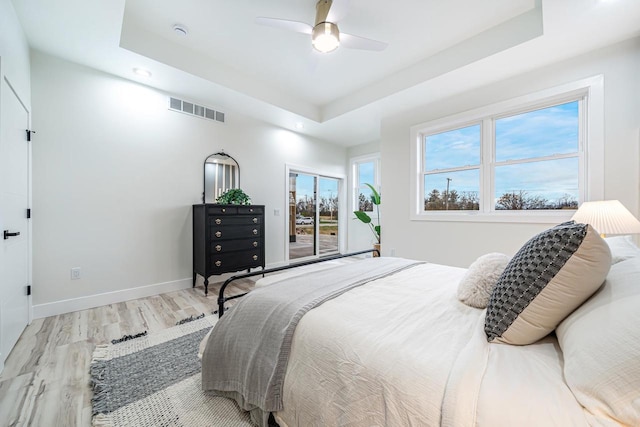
[296,217,314,225]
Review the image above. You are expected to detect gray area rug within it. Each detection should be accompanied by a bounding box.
[90,316,254,427]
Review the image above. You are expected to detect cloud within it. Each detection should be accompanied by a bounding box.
[426,124,480,170]
[494,157,578,201]
[495,101,579,161]
[424,101,580,204]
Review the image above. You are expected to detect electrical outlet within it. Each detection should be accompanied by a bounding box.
[274,209,280,216]
[71,267,81,280]
[390,248,396,256]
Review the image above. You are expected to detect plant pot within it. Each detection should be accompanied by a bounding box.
[373,243,381,257]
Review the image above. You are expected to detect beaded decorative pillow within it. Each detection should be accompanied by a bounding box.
[485,221,611,345]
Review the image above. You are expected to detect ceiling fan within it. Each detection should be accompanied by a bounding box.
[255,0,388,54]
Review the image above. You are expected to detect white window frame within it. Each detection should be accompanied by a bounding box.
[410,76,604,223]
[350,154,381,217]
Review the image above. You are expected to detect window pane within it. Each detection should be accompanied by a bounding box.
[495,101,579,162]
[319,177,339,255]
[424,124,480,171]
[495,157,579,210]
[358,161,375,186]
[290,173,316,260]
[424,169,480,211]
[357,186,374,211]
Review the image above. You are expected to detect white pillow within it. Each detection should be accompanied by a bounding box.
[457,253,510,308]
[604,235,640,264]
[556,256,640,425]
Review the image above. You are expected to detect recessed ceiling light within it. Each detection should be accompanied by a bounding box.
[133,68,152,78]
[295,122,304,130]
[173,24,188,36]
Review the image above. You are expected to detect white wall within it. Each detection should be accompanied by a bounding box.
[381,37,640,267]
[347,141,380,160]
[0,0,31,103]
[30,51,347,315]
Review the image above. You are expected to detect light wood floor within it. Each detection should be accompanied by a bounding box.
[0,278,254,427]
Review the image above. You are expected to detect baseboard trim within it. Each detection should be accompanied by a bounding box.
[33,278,194,319]
[31,262,296,319]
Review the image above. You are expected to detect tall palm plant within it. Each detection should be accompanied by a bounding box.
[353,183,380,244]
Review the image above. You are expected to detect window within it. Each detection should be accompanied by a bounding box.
[494,102,579,210]
[410,76,604,223]
[351,155,380,213]
[424,124,481,211]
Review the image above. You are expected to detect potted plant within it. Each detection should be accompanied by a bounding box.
[216,188,252,205]
[353,183,381,256]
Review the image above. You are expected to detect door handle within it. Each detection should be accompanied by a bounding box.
[3,230,20,240]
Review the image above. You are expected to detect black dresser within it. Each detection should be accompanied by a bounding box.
[192,204,265,295]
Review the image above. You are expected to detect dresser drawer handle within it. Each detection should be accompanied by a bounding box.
[215,260,222,267]
[221,208,226,213]
[215,231,222,238]
[215,245,222,252]
[253,241,258,247]
[215,218,222,225]
[252,217,258,223]
[252,229,258,235]
[249,208,254,212]
[252,255,258,261]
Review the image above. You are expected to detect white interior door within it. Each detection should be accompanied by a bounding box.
[0,76,30,371]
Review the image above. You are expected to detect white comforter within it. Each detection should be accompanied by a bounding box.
[274,261,588,427]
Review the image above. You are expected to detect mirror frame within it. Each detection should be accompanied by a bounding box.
[203,151,240,203]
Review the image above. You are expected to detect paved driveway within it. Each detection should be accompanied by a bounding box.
[290,229,338,259]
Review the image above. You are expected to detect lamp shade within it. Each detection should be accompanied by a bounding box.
[571,200,640,235]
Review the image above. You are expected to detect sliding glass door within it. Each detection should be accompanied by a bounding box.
[318,177,339,255]
[288,171,340,260]
[289,172,317,259]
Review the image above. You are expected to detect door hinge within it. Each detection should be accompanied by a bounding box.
[27,208,31,219]
[27,285,32,296]
[26,129,36,142]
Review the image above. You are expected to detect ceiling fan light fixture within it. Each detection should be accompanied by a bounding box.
[312,22,340,53]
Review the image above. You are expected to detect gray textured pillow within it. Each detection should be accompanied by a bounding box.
[485,221,611,345]
[457,253,511,308]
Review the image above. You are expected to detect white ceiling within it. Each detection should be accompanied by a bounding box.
[11,0,640,146]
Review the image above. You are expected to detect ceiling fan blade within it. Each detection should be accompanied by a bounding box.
[326,0,351,23]
[255,17,312,35]
[340,33,388,51]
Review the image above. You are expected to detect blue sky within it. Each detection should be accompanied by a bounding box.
[424,101,579,203]
[292,173,339,202]
[295,102,580,206]
[358,161,375,185]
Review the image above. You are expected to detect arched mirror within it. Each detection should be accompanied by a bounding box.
[203,151,240,203]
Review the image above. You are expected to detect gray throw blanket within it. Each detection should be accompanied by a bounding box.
[201,257,421,425]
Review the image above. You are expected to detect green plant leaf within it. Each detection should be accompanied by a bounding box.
[216,188,251,205]
[364,183,380,205]
[353,210,372,224]
[374,225,381,236]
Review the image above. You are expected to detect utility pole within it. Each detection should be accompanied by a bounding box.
[329,192,334,221]
[445,178,452,210]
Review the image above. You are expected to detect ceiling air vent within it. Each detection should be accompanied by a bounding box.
[169,97,225,123]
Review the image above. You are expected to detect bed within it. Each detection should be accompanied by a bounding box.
[200,222,640,427]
